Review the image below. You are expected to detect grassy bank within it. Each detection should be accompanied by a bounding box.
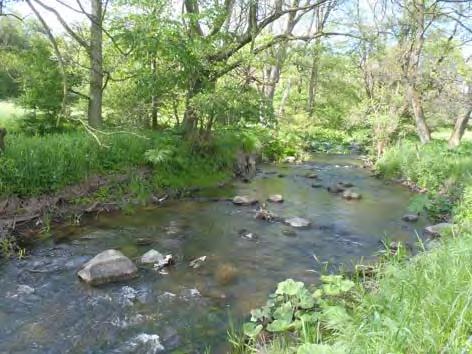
[0,129,264,198]
[231,140,472,354]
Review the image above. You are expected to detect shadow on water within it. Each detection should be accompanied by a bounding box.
[0,155,428,353]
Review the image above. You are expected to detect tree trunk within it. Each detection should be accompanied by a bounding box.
[278,78,292,117]
[307,41,320,116]
[449,83,471,148]
[183,78,204,135]
[88,0,103,128]
[448,108,471,148]
[409,84,431,144]
[0,128,6,153]
[151,57,158,129]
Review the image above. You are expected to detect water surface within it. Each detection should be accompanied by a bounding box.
[0,155,428,353]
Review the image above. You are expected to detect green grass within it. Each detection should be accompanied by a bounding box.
[250,232,472,354]
[0,131,152,197]
[432,128,472,142]
[0,128,263,198]
[0,100,26,132]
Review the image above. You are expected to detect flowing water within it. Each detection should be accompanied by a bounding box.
[0,155,429,353]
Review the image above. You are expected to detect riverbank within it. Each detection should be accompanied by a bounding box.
[0,128,262,256]
[231,140,472,353]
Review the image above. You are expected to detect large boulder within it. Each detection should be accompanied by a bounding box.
[424,223,454,238]
[77,249,138,286]
[232,195,258,206]
[284,217,311,228]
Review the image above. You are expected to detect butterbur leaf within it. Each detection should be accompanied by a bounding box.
[321,305,351,329]
[298,312,320,324]
[320,275,343,284]
[276,279,305,296]
[313,289,323,298]
[323,283,341,296]
[273,301,293,322]
[299,289,316,309]
[243,322,263,338]
[266,319,293,332]
[250,308,264,322]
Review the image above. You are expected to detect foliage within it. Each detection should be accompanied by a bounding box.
[376,140,472,220]
[242,277,355,344]
[0,132,151,196]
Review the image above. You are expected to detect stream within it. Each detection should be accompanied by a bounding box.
[0,155,428,353]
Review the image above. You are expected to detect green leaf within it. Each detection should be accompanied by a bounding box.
[320,275,343,284]
[266,319,293,332]
[273,301,293,322]
[299,289,316,309]
[275,279,305,296]
[243,322,263,338]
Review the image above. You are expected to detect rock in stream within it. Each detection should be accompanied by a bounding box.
[77,249,138,286]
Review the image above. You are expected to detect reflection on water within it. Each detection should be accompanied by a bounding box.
[0,155,428,353]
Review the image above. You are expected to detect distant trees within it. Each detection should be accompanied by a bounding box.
[0,0,470,147]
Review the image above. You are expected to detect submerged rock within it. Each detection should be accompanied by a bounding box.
[238,229,258,241]
[327,183,345,193]
[424,223,454,238]
[267,194,284,203]
[77,249,138,286]
[339,182,354,188]
[311,183,323,188]
[141,249,164,264]
[342,190,362,200]
[305,172,318,179]
[215,263,238,285]
[402,214,419,222]
[282,229,297,237]
[284,217,311,228]
[17,284,35,295]
[232,195,258,206]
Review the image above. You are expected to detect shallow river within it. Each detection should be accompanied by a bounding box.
[0,155,428,353]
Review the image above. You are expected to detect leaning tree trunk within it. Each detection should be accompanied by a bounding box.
[449,108,471,148]
[88,0,103,128]
[409,84,431,144]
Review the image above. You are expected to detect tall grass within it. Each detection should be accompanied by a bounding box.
[0,128,265,197]
[0,132,151,196]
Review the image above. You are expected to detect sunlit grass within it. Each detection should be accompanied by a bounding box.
[432,128,472,142]
[0,100,26,132]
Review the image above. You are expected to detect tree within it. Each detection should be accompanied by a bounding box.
[29,0,105,128]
